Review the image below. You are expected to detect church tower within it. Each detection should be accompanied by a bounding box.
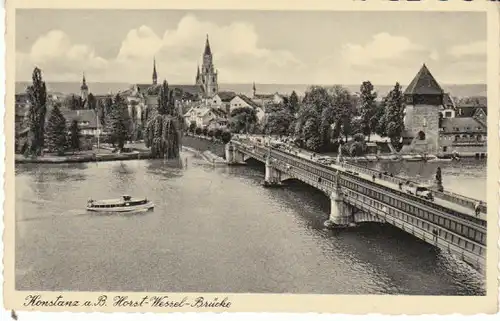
[80,72,89,102]
[196,34,218,98]
[152,57,158,85]
[403,64,444,153]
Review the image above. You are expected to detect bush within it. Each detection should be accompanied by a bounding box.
[202,128,208,136]
[189,122,196,133]
[221,131,232,144]
[214,128,222,139]
[195,127,202,135]
[207,129,215,137]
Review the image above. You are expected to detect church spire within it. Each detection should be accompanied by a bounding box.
[204,34,212,56]
[196,65,200,83]
[252,82,256,98]
[152,57,158,85]
[81,72,88,90]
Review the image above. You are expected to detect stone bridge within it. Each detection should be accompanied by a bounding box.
[225,140,487,275]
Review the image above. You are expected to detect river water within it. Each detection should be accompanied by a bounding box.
[15,152,486,295]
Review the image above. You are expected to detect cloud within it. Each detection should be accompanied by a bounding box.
[340,33,429,67]
[15,18,485,86]
[448,41,486,58]
[19,30,108,78]
[111,14,304,83]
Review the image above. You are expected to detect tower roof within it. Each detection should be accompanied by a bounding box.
[204,34,212,56]
[153,58,158,78]
[81,73,88,90]
[404,64,443,96]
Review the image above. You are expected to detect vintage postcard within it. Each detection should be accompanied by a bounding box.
[3,0,499,315]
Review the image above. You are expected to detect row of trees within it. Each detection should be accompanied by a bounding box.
[23,67,136,156]
[187,122,232,144]
[256,82,405,153]
[64,93,97,110]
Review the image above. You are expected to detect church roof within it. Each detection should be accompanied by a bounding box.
[217,91,237,102]
[404,64,443,96]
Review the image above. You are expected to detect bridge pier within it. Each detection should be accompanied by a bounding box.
[264,158,283,187]
[325,189,354,228]
[225,143,245,165]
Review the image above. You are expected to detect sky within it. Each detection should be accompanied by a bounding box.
[15,9,487,85]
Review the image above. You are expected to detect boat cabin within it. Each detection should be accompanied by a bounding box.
[87,195,149,209]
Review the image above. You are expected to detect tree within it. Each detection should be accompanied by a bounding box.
[195,127,202,135]
[289,90,299,115]
[435,167,444,192]
[359,81,377,139]
[45,104,67,155]
[109,94,130,150]
[303,117,321,152]
[87,93,97,110]
[144,80,181,159]
[64,94,83,110]
[221,131,232,144]
[374,98,388,137]
[189,122,196,133]
[329,85,355,141]
[202,127,208,136]
[385,83,405,147]
[68,119,81,151]
[26,67,48,156]
[263,107,294,136]
[229,107,258,133]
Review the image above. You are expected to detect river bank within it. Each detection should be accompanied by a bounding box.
[183,135,226,159]
[15,150,153,164]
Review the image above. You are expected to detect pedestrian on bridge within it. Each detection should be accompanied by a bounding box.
[474,202,480,216]
[372,174,376,182]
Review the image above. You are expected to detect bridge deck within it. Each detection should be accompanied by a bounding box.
[238,139,486,220]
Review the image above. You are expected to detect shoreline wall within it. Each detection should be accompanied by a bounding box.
[182,135,226,159]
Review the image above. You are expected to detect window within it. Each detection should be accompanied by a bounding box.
[445,111,452,117]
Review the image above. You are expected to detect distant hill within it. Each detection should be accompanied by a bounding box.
[15,81,487,99]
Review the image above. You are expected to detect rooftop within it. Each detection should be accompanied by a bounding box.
[404,64,444,96]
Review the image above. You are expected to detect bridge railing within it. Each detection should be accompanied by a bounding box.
[232,139,487,212]
[341,161,486,211]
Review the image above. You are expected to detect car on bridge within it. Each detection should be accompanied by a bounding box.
[402,184,434,201]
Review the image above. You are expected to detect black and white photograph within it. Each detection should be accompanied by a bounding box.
[4,0,498,314]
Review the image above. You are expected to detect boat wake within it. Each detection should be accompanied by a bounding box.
[16,209,90,222]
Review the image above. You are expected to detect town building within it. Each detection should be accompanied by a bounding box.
[61,109,101,137]
[439,102,487,156]
[229,94,265,122]
[401,63,487,156]
[209,91,237,113]
[402,64,443,153]
[251,82,285,107]
[183,105,228,129]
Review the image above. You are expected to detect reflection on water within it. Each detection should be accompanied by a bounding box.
[15,153,485,294]
[361,159,486,201]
